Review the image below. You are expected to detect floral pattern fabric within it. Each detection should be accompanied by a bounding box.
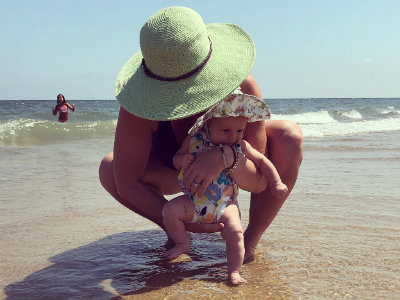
[188,88,271,135]
[178,129,240,223]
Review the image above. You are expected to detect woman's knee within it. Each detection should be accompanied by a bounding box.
[99,152,114,190]
[272,120,302,145]
[267,120,303,154]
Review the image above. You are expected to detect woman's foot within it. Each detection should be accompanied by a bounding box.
[243,244,256,264]
[229,271,247,285]
[163,241,190,260]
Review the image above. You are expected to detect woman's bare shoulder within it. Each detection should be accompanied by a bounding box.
[240,74,262,98]
[117,107,158,132]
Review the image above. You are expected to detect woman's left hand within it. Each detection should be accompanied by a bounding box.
[182,147,224,196]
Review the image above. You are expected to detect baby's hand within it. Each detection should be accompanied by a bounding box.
[182,153,195,170]
[271,181,288,199]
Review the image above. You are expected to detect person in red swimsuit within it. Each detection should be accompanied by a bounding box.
[52,94,75,123]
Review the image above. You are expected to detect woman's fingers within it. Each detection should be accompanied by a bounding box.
[195,174,214,197]
[183,147,224,193]
[185,222,224,233]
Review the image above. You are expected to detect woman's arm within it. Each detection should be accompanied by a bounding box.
[113,107,171,225]
[240,74,266,154]
[183,143,267,195]
[173,135,191,170]
[113,108,154,196]
[52,106,57,116]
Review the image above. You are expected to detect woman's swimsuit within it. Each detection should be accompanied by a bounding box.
[151,121,180,170]
[56,105,69,123]
[178,129,240,223]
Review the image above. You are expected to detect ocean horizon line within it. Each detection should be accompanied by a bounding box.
[0,97,399,101]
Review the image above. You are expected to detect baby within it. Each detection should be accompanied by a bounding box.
[162,89,288,284]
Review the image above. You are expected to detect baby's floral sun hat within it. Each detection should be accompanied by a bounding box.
[188,88,270,135]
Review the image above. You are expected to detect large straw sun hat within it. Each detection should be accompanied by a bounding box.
[115,6,256,121]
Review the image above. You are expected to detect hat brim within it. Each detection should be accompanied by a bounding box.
[115,23,255,120]
[188,93,271,136]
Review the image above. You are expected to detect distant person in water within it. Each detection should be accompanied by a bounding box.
[52,94,75,123]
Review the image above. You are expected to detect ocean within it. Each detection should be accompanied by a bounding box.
[1,98,399,299]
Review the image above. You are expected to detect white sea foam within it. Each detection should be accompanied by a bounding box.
[380,106,400,115]
[0,118,117,146]
[341,110,363,119]
[271,110,400,138]
[302,118,400,138]
[271,110,335,124]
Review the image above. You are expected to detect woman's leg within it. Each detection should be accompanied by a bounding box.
[220,204,246,285]
[99,152,180,229]
[244,120,303,261]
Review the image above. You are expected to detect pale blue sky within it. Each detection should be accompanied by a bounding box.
[1,0,399,100]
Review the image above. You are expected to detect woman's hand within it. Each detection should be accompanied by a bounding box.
[182,147,224,197]
[185,222,224,233]
[182,153,195,170]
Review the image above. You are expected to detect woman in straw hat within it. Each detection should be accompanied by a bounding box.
[162,89,288,284]
[99,6,303,263]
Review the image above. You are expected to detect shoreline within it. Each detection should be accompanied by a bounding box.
[1,131,400,299]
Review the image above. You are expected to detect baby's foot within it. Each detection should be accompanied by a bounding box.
[164,242,190,260]
[229,271,247,285]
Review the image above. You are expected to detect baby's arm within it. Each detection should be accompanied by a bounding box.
[173,135,194,170]
[240,140,288,198]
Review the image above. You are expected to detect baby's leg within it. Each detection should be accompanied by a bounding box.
[162,195,195,259]
[219,204,247,285]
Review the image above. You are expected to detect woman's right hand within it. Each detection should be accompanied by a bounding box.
[182,146,225,196]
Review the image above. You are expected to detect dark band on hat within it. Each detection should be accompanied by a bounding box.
[141,38,213,82]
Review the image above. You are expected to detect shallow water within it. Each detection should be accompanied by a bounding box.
[1,123,400,299]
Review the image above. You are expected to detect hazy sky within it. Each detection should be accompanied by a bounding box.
[1,0,399,100]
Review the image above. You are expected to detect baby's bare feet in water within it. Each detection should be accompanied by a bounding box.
[164,242,190,260]
[229,271,247,285]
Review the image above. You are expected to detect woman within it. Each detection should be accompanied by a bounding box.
[52,94,75,123]
[99,6,303,262]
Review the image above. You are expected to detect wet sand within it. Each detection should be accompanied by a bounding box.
[1,132,399,299]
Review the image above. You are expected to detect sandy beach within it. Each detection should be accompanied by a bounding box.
[2,0,400,297]
[1,128,399,299]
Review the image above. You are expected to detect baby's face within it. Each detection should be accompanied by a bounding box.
[207,116,247,145]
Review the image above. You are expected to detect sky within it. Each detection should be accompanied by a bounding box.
[0,0,399,100]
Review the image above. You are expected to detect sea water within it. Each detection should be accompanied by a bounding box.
[1,98,400,147]
[1,98,399,299]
